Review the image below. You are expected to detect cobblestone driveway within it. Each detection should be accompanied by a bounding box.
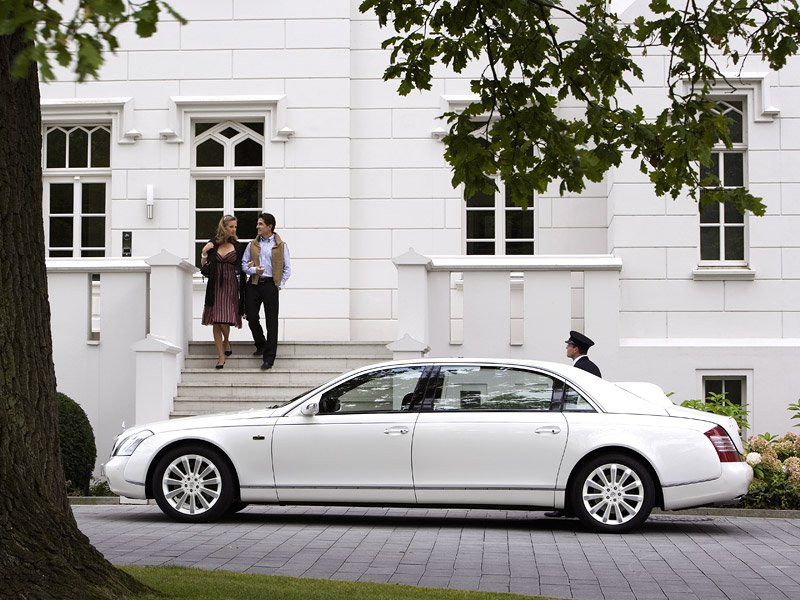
[73,505,800,600]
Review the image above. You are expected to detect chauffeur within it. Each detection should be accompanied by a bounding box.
[565,330,601,377]
[545,329,603,519]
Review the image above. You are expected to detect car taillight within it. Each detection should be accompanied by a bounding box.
[704,426,742,463]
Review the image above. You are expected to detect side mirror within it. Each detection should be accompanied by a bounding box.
[299,401,319,416]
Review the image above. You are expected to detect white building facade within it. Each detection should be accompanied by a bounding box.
[41,0,800,453]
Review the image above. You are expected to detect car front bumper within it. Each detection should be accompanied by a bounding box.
[104,455,147,499]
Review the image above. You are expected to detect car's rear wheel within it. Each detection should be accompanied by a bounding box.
[569,453,655,533]
[153,445,234,522]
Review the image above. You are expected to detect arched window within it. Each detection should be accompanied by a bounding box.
[43,124,111,257]
[192,121,265,265]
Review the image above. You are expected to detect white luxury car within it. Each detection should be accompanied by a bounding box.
[104,359,753,533]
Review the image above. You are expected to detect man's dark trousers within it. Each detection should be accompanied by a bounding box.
[246,279,279,365]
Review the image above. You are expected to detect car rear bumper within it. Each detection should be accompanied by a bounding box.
[104,455,147,499]
[662,461,753,510]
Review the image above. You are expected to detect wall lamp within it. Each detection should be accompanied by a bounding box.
[146,184,155,219]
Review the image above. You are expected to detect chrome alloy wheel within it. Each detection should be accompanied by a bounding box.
[161,454,222,515]
[581,462,645,526]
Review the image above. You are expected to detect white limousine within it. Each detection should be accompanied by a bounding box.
[104,359,753,533]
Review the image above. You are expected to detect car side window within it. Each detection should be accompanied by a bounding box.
[433,366,555,411]
[318,366,425,414]
[563,384,595,412]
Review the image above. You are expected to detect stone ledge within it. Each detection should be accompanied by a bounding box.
[69,496,156,505]
[654,507,800,519]
[67,497,800,517]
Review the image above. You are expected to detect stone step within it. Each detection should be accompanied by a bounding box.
[183,355,383,371]
[171,397,290,416]
[173,341,393,418]
[176,381,311,400]
[187,341,392,358]
[179,368,339,385]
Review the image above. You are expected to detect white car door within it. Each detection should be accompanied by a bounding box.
[413,365,569,507]
[272,365,427,504]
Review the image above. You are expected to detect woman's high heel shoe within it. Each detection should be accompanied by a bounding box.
[215,358,225,369]
[224,342,232,357]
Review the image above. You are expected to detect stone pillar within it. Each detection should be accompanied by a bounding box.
[131,335,181,424]
[391,248,432,357]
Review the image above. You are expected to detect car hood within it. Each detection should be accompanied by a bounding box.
[127,407,282,436]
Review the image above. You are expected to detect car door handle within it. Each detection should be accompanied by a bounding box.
[535,426,561,435]
[384,426,409,435]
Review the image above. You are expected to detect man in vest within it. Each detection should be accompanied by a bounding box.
[242,213,291,370]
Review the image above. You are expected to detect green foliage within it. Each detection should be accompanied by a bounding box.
[0,0,185,82]
[680,391,749,431]
[88,477,114,497]
[358,0,796,215]
[58,392,96,496]
[789,400,800,427]
[743,432,800,510]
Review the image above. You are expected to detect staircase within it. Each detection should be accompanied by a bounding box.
[172,341,393,417]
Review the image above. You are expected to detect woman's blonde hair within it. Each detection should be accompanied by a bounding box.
[213,214,238,245]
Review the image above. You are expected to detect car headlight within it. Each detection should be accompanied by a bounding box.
[112,429,154,456]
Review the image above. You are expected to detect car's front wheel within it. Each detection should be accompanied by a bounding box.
[569,453,655,533]
[152,445,234,522]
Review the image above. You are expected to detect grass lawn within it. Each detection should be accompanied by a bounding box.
[122,566,552,600]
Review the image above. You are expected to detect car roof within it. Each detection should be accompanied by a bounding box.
[340,357,667,416]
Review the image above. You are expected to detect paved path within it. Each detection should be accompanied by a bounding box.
[73,505,800,600]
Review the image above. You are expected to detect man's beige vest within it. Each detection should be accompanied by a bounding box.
[249,233,284,286]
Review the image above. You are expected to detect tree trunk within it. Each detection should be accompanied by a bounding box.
[0,30,149,600]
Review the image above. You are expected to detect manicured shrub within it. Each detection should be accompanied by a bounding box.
[743,432,800,510]
[680,391,749,431]
[58,392,96,496]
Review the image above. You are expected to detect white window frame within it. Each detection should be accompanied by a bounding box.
[42,125,112,258]
[190,120,267,266]
[686,75,780,280]
[698,98,749,269]
[43,175,111,257]
[462,178,537,256]
[696,369,752,437]
[41,98,135,259]
[460,120,536,257]
[162,97,292,264]
[434,97,537,257]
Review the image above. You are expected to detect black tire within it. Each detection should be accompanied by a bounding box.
[225,501,250,515]
[569,453,655,533]
[152,445,234,522]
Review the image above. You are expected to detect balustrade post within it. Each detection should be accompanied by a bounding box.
[584,269,621,377]
[390,249,432,358]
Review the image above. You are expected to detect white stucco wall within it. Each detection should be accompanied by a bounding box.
[39,0,800,433]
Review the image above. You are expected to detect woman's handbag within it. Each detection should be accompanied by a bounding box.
[200,260,212,278]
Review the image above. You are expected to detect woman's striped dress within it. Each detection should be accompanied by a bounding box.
[201,250,242,327]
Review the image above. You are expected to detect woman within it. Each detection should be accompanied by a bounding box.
[200,215,246,368]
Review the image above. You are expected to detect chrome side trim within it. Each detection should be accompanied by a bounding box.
[662,476,718,488]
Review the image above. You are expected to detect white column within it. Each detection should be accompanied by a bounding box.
[461,270,511,357]
[145,249,197,357]
[584,269,621,378]
[391,249,432,356]
[131,335,181,424]
[523,270,572,362]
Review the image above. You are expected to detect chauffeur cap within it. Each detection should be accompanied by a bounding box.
[565,330,595,353]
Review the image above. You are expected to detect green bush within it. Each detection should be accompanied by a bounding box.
[680,391,749,431]
[58,392,97,496]
[88,477,114,496]
[743,432,800,509]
